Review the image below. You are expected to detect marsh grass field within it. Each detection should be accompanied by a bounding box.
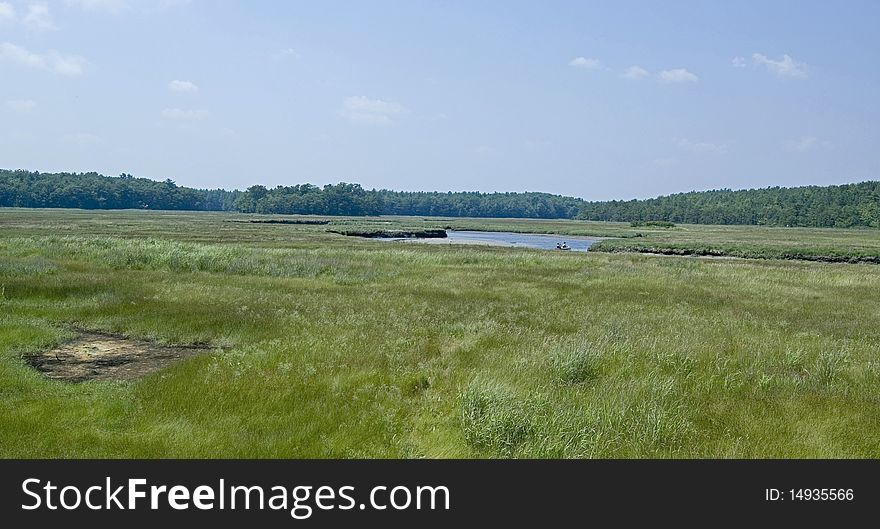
[1,208,879,458]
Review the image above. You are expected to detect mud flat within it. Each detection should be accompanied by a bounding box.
[27,331,211,383]
[330,227,448,238]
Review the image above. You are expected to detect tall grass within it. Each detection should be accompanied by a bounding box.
[1,209,879,458]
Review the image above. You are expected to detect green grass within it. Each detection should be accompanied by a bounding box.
[1,208,879,458]
[588,223,880,263]
[339,215,880,263]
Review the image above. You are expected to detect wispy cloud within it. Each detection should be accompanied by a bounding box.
[338,96,407,125]
[23,2,56,31]
[474,145,497,156]
[278,47,299,59]
[732,56,746,68]
[64,0,190,13]
[622,66,649,80]
[752,53,807,78]
[162,108,209,120]
[785,136,831,152]
[5,99,37,112]
[0,2,15,23]
[64,0,127,11]
[675,138,728,154]
[168,79,199,93]
[0,42,87,75]
[657,68,698,84]
[568,56,602,70]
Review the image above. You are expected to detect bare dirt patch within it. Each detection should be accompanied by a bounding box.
[27,331,210,383]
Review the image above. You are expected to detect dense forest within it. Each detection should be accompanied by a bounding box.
[576,182,880,228]
[0,170,582,219]
[2,169,878,227]
[233,184,582,218]
[0,170,238,211]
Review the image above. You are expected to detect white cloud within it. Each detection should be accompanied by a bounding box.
[622,66,649,80]
[675,138,728,154]
[568,56,602,70]
[6,99,36,112]
[272,48,300,61]
[0,2,15,23]
[785,136,831,152]
[0,42,87,75]
[162,108,210,120]
[64,0,189,12]
[657,68,698,84]
[732,56,746,68]
[65,0,126,11]
[752,53,807,78]
[24,3,56,31]
[168,79,199,93]
[338,96,407,125]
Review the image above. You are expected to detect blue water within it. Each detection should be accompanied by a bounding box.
[444,231,597,251]
[378,230,598,251]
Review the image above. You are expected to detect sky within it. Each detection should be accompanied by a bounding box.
[1,1,878,200]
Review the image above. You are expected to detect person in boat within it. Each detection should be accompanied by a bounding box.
[556,242,562,250]
[561,241,570,250]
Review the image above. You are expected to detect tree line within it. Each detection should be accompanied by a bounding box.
[0,170,582,219]
[576,182,880,228]
[2,169,878,227]
[0,170,239,211]
[232,184,583,218]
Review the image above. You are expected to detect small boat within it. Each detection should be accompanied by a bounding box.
[556,242,571,251]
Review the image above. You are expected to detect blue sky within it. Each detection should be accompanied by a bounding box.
[1,1,878,199]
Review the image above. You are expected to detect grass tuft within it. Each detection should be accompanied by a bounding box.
[547,338,600,384]
[460,380,533,457]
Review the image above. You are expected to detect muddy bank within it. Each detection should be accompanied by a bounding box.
[590,244,880,264]
[329,228,448,239]
[27,331,211,383]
